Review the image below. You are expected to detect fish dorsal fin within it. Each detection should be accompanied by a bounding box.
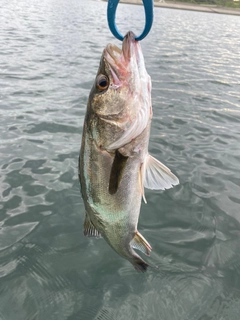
[130,231,152,256]
[144,154,179,190]
[84,214,101,238]
[109,150,128,195]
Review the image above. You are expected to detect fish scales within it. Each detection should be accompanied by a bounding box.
[79,31,179,272]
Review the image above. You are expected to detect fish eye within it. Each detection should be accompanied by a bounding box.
[96,74,109,91]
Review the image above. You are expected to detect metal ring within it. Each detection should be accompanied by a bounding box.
[107,0,154,41]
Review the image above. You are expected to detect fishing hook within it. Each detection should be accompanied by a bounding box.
[107,0,154,41]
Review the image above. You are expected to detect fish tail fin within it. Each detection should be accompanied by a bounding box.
[129,231,153,272]
[131,257,149,273]
[130,231,152,256]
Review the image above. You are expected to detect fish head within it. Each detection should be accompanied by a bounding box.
[88,31,152,150]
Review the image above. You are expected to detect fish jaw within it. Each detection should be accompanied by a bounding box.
[103,31,149,88]
[98,31,152,151]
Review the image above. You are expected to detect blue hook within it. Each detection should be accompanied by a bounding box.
[107,0,154,41]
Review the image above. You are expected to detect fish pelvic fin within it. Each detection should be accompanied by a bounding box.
[130,231,152,256]
[143,153,179,191]
[83,214,101,238]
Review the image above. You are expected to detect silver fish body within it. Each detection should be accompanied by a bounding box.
[79,32,179,272]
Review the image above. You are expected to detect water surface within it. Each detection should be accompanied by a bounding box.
[1,0,240,319]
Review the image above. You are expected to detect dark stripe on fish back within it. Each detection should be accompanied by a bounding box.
[108,150,128,195]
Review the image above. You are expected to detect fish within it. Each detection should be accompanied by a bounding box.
[79,31,179,272]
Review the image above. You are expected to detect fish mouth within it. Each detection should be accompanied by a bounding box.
[104,44,125,85]
[103,31,140,85]
[122,31,137,61]
[105,44,122,63]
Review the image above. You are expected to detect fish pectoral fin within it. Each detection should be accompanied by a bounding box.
[139,164,147,204]
[130,231,152,256]
[83,214,101,238]
[143,154,179,190]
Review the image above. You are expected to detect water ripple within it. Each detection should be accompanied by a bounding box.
[1,0,240,319]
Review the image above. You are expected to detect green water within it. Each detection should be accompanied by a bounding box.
[1,0,240,319]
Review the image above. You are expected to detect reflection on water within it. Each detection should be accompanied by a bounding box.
[1,0,240,319]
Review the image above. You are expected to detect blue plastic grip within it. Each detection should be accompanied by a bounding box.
[107,0,154,41]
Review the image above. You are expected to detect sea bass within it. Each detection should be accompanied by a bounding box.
[79,31,179,272]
